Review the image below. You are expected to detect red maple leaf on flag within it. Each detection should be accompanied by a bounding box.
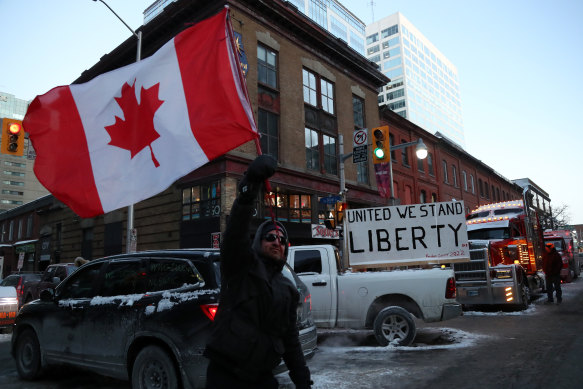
[105,81,164,167]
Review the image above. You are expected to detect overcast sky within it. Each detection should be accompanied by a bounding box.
[1,0,582,223]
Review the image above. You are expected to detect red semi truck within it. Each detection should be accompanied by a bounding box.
[454,199,546,309]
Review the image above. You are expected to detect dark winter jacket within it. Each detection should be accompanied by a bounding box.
[204,195,311,387]
[543,248,563,276]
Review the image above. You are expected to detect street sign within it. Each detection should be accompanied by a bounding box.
[319,195,342,204]
[353,129,368,163]
[353,145,368,163]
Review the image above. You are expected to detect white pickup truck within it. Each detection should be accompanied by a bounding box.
[286,244,462,346]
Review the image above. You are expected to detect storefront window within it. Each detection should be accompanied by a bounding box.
[182,181,221,220]
[264,191,311,223]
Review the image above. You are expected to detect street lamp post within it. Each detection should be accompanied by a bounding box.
[93,0,142,253]
[387,139,428,206]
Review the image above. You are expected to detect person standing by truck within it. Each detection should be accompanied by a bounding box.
[543,242,563,304]
[204,155,312,389]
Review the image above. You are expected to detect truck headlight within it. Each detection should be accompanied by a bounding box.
[490,269,513,279]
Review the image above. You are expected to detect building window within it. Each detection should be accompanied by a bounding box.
[470,174,475,194]
[431,193,437,202]
[257,45,277,89]
[381,24,399,38]
[442,160,449,183]
[420,190,426,203]
[305,128,338,175]
[305,128,319,171]
[417,154,424,172]
[485,183,490,199]
[353,96,364,129]
[303,68,335,115]
[17,219,23,240]
[321,79,335,115]
[401,140,409,167]
[427,153,434,175]
[452,165,458,187]
[9,220,14,241]
[265,191,312,223]
[366,33,379,44]
[496,188,500,201]
[3,171,25,177]
[367,45,380,55]
[462,171,468,191]
[2,180,24,186]
[323,134,337,175]
[389,133,396,161]
[479,179,484,197]
[182,181,221,220]
[258,109,279,160]
[1,190,23,195]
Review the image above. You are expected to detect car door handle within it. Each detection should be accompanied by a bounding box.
[312,281,327,286]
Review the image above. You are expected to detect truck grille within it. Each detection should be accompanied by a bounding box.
[454,241,489,284]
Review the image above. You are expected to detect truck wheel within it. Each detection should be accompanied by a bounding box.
[373,306,416,347]
[14,329,43,380]
[131,345,179,389]
[516,282,530,310]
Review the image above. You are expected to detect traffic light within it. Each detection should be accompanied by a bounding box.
[371,126,390,164]
[1,118,24,156]
[335,201,347,225]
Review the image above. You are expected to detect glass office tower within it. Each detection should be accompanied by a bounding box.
[365,13,465,147]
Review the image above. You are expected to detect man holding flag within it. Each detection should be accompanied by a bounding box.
[204,155,312,389]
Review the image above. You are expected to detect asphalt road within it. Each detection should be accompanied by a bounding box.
[1,278,583,389]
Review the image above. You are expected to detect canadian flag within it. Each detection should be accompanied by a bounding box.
[23,8,258,218]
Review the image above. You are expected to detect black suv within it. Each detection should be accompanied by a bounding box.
[11,249,316,389]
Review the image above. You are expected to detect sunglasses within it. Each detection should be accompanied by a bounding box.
[263,233,287,246]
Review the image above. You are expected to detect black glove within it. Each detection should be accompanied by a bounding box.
[289,366,312,389]
[238,155,277,203]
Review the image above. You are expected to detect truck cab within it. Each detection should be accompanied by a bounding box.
[455,200,546,309]
[287,245,340,328]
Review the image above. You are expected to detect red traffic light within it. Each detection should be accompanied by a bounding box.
[8,122,22,135]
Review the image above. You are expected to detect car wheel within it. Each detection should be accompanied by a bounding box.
[14,329,43,380]
[132,345,179,389]
[373,306,416,347]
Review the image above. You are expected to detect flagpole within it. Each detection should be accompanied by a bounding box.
[93,0,142,253]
